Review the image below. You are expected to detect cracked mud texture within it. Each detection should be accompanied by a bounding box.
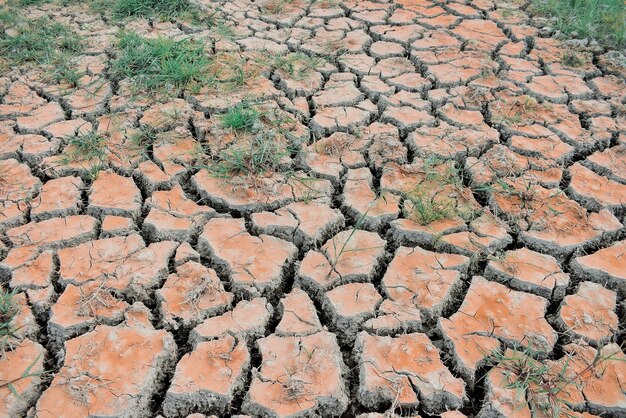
[0,0,625,417]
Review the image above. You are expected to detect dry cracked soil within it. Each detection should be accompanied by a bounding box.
[1,0,626,417]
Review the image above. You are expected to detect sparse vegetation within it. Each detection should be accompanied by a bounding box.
[63,131,107,163]
[110,32,211,92]
[487,344,626,418]
[402,158,478,225]
[128,126,157,152]
[0,11,83,70]
[208,131,289,178]
[273,53,324,80]
[0,288,19,352]
[561,50,585,67]
[493,96,540,127]
[530,0,625,49]
[260,0,297,15]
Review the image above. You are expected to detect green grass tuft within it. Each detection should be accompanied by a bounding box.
[221,102,260,132]
[530,0,625,49]
[404,190,454,225]
[110,32,211,92]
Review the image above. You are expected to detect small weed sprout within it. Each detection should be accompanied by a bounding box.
[402,158,475,225]
[494,96,540,127]
[261,0,297,15]
[128,126,156,152]
[404,189,453,225]
[63,132,107,163]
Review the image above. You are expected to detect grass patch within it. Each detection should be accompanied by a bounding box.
[530,0,625,49]
[561,50,585,67]
[486,345,625,418]
[63,131,107,163]
[112,0,201,21]
[403,158,479,225]
[0,10,83,70]
[404,190,454,225]
[0,288,19,352]
[221,102,260,132]
[110,32,211,92]
[273,52,324,80]
[208,131,289,178]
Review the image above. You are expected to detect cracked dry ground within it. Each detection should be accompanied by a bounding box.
[1,0,626,417]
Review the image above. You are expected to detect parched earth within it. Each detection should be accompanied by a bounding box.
[1,0,626,417]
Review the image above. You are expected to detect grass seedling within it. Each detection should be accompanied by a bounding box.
[110,32,211,92]
[261,0,297,15]
[128,126,156,152]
